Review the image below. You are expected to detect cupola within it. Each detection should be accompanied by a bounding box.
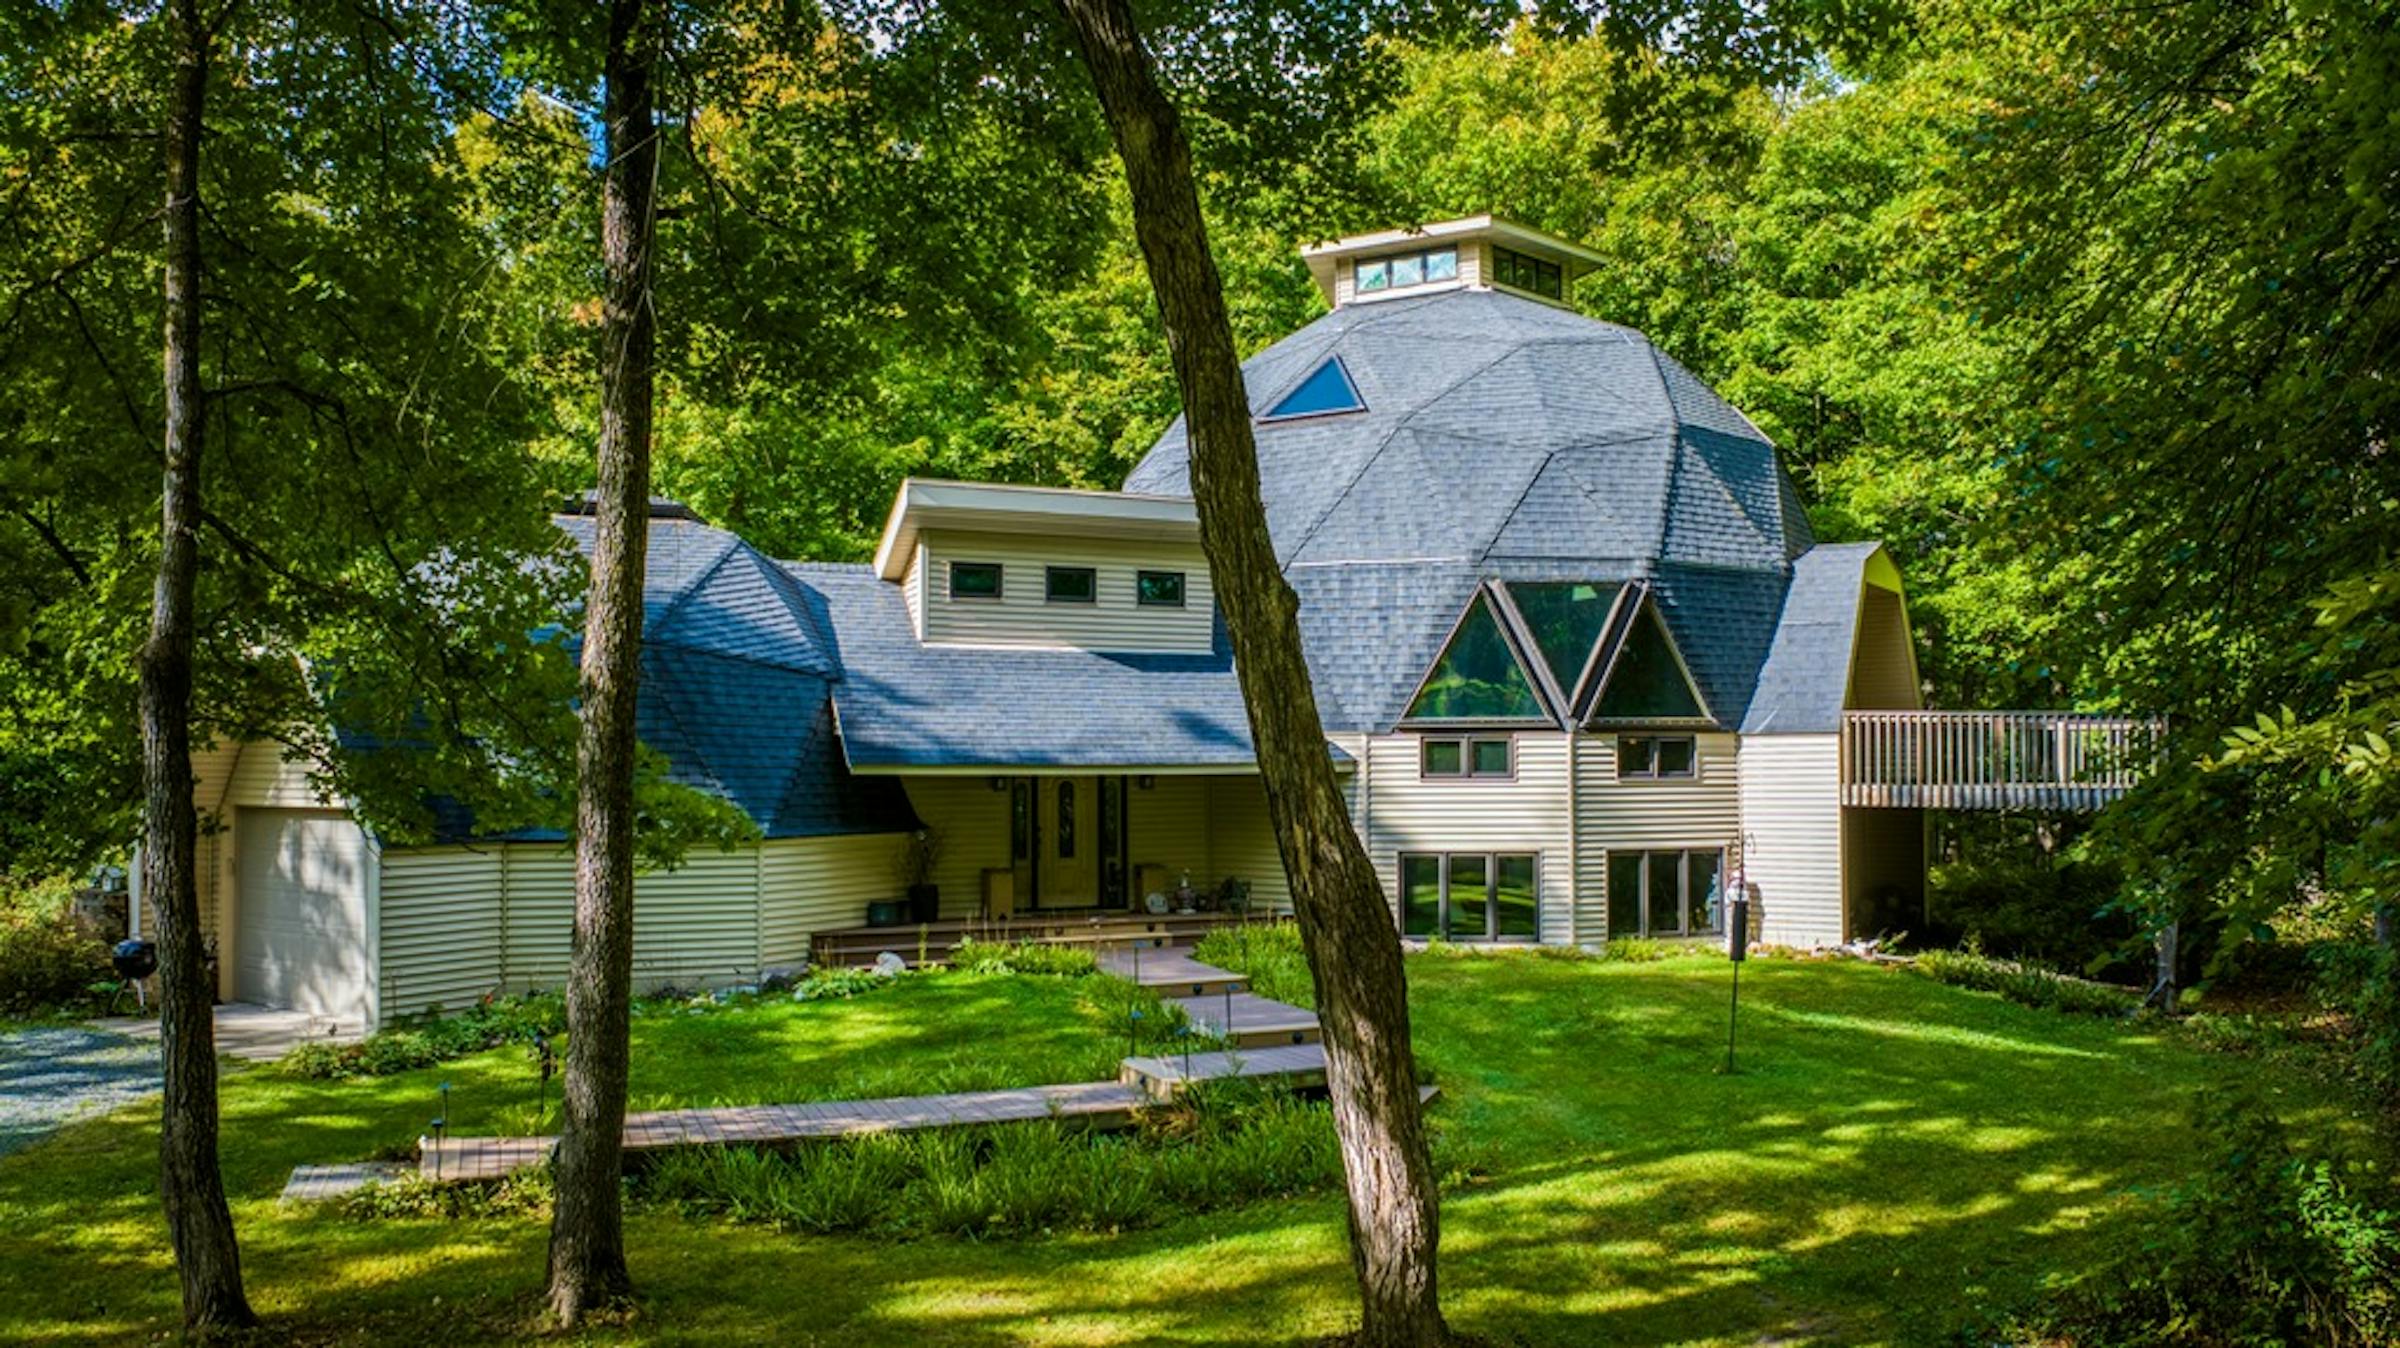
[1299,215,1602,309]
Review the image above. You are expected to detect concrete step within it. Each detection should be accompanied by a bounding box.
[1096,947,1247,997]
[1170,991,1321,1049]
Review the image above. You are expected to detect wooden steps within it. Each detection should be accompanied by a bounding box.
[1119,1042,1330,1100]
[1170,990,1322,1048]
[810,913,1264,968]
[1099,946,1248,997]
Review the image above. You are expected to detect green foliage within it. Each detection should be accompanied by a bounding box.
[0,875,109,1017]
[339,1168,553,1222]
[2314,942,2400,1106]
[1914,940,2140,1018]
[1600,937,1673,964]
[639,1082,1346,1240]
[2012,1096,2400,1347]
[786,965,898,1003]
[948,938,1098,978]
[282,994,565,1081]
[1191,921,1314,1008]
[1926,838,2136,978]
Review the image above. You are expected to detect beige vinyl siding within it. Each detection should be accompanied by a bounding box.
[1849,585,1920,709]
[1129,776,1211,888]
[379,847,504,1020]
[1573,733,1742,944]
[629,849,767,993]
[901,776,1010,917]
[495,845,577,993]
[902,544,926,640]
[1737,734,1845,947]
[760,833,905,968]
[918,528,1214,653]
[1333,258,1355,307]
[1361,733,1573,942]
[1204,776,1290,914]
[1458,239,1487,288]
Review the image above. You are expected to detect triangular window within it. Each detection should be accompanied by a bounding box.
[1504,580,1621,703]
[1405,590,1548,721]
[1262,357,1365,420]
[1591,602,1707,721]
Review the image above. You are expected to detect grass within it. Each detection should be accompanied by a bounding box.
[0,954,2385,1345]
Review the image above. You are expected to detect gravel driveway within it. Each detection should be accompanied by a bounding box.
[0,1026,160,1158]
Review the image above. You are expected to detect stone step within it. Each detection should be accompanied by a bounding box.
[1170,991,1321,1049]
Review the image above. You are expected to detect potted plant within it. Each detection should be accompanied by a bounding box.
[895,829,943,923]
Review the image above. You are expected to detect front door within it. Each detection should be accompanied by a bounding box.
[1037,777,1094,906]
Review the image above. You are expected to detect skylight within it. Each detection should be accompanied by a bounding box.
[1405,590,1548,721]
[1591,603,1707,722]
[1262,357,1365,421]
[1504,580,1621,700]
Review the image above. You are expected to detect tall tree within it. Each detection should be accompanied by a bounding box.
[140,0,254,1328]
[1051,1,1452,1342]
[546,0,659,1324]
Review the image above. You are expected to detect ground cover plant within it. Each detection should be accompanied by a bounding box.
[0,955,2386,1344]
[1913,940,2142,1017]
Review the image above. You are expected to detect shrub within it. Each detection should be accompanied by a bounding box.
[1926,847,2137,977]
[2010,1095,2400,1346]
[1191,921,1312,1008]
[283,993,565,1079]
[1913,940,2140,1016]
[1601,937,1672,964]
[0,875,112,1018]
[789,965,895,1002]
[949,938,1097,977]
[340,1168,552,1221]
[2314,940,2400,1103]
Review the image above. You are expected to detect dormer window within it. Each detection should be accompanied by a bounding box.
[1357,246,1459,296]
[1492,246,1563,301]
[950,561,1002,599]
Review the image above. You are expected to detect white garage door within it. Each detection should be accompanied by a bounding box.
[234,809,367,1018]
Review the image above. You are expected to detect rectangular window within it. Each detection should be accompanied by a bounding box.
[1417,736,1512,779]
[950,561,1002,599]
[1358,259,1390,293]
[1356,246,1458,297]
[1494,246,1566,301]
[1397,851,1539,941]
[1617,735,1697,780]
[1391,254,1425,288]
[1606,848,1728,939]
[1045,565,1096,604]
[1401,854,1442,937]
[1421,739,1464,777]
[1425,247,1459,282]
[1136,570,1186,607]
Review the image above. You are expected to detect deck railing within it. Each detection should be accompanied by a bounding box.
[1841,710,2168,811]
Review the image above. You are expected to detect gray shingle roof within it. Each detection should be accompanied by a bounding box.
[1741,542,1884,734]
[1125,288,1824,732]
[796,562,1301,771]
[539,514,917,838]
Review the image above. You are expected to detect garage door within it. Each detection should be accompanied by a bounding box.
[234,809,367,1018]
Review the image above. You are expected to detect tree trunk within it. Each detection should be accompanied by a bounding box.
[1050,3,1450,1343]
[143,0,256,1330]
[545,0,657,1325]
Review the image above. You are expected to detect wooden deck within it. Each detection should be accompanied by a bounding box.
[810,910,1269,968]
[1842,710,2167,811]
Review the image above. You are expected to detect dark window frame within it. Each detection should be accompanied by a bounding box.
[1616,735,1699,781]
[949,560,1003,600]
[1135,569,1187,608]
[1398,849,1541,942]
[1044,565,1098,605]
[1606,847,1727,939]
[1493,245,1566,301]
[1418,734,1516,781]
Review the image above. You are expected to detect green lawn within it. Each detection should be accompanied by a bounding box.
[0,954,2379,1345]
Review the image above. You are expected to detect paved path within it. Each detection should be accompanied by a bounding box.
[90,1003,358,1062]
[0,1026,160,1158]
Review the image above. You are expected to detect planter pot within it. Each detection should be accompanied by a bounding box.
[907,883,941,923]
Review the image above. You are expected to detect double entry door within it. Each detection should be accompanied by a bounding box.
[1007,775,1130,909]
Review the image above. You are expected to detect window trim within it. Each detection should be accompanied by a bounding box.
[1616,734,1699,781]
[1135,569,1187,609]
[1397,849,1542,942]
[949,560,1003,601]
[1397,582,1561,727]
[1418,734,1516,781]
[1258,354,1367,424]
[1044,564,1098,605]
[1580,587,1717,728]
[1354,245,1460,298]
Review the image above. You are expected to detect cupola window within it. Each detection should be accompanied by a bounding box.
[1356,246,1458,296]
[1262,356,1366,421]
[1492,245,1564,300]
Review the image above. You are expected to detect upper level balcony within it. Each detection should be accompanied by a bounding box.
[1840,710,2169,811]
